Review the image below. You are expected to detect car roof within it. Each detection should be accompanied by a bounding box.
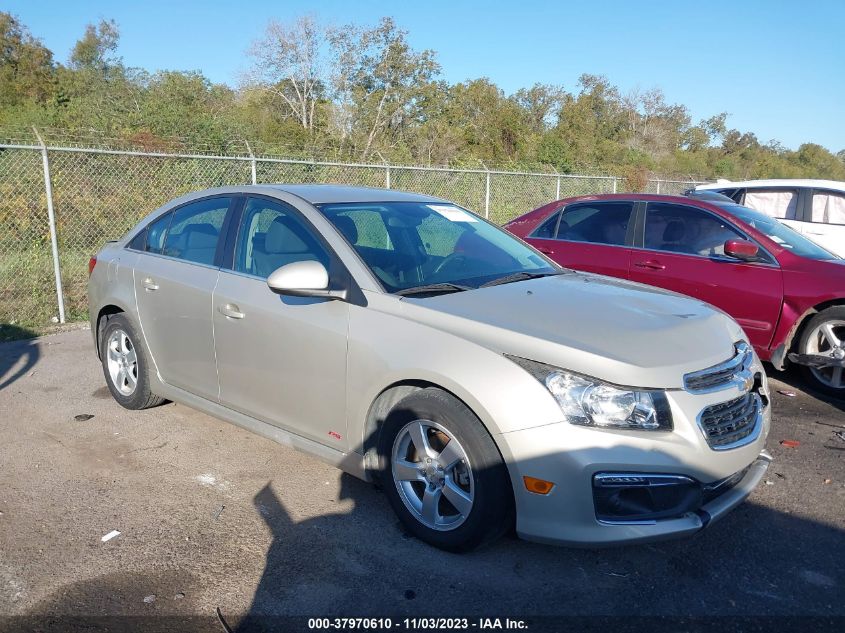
[262,184,449,204]
[697,178,845,192]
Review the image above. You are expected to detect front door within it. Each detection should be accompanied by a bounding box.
[134,196,231,400]
[212,196,350,448]
[629,202,783,350]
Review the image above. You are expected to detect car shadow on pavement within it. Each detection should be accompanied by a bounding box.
[767,364,845,413]
[11,416,844,632]
[0,331,40,391]
[220,444,844,630]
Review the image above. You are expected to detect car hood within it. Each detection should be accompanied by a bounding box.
[396,272,746,389]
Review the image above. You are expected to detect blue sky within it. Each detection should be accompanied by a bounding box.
[7,0,845,152]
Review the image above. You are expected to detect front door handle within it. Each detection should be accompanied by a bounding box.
[218,304,245,320]
[634,260,666,271]
[142,277,159,291]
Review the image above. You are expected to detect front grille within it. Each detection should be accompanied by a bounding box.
[684,342,752,393]
[698,393,761,450]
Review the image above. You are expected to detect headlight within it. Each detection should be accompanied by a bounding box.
[507,356,672,431]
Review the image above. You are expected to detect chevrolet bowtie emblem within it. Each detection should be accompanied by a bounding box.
[737,370,754,393]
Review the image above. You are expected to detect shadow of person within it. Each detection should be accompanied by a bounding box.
[0,330,41,391]
[230,475,370,633]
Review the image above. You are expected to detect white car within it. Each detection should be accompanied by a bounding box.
[695,179,845,257]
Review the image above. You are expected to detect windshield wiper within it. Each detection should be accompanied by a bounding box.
[479,270,565,288]
[395,282,472,297]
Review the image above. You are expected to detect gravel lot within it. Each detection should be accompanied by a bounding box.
[0,328,843,631]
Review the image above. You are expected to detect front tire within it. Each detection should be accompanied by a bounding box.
[378,388,513,552]
[797,307,845,397]
[100,313,164,410]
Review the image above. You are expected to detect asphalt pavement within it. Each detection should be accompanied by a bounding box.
[0,328,842,632]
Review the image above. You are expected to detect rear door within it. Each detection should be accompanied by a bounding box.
[629,202,783,350]
[133,196,233,400]
[524,200,635,279]
[805,189,845,257]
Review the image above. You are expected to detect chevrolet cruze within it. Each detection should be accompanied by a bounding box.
[88,185,771,551]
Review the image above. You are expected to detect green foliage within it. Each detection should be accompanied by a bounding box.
[0,10,843,182]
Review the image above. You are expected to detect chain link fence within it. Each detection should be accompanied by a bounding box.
[0,141,705,333]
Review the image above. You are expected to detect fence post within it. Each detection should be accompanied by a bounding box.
[479,160,490,219]
[613,177,618,194]
[33,127,66,324]
[245,140,257,185]
[385,165,391,189]
[555,175,561,200]
[655,180,661,194]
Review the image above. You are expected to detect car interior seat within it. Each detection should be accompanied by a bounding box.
[660,220,692,253]
[253,215,322,277]
[167,223,219,265]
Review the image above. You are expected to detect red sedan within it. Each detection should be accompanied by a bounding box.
[505,193,845,395]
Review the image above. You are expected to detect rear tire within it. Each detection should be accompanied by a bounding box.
[100,313,164,410]
[377,388,513,552]
[797,307,845,397]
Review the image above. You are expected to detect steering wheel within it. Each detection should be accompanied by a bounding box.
[433,253,469,276]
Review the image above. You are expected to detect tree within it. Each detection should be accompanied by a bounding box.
[69,19,119,72]
[245,15,327,133]
[513,83,565,133]
[0,12,56,106]
[331,17,440,159]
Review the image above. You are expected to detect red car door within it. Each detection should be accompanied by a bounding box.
[525,201,635,279]
[629,202,784,350]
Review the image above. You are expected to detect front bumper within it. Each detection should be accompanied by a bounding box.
[496,383,771,547]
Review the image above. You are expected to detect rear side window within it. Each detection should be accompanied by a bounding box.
[161,197,231,265]
[127,227,147,250]
[742,189,799,220]
[530,210,562,239]
[811,191,845,225]
[645,203,743,256]
[555,202,633,246]
[145,213,172,254]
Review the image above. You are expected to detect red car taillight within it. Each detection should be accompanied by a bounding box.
[88,256,97,276]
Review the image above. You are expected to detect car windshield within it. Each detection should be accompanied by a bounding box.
[318,201,558,293]
[717,203,840,260]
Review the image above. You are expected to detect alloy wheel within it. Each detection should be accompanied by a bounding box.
[804,319,845,390]
[106,329,138,396]
[391,419,474,531]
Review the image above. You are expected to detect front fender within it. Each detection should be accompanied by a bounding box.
[345,303,564,456]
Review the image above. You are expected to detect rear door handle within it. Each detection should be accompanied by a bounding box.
[537,247,553,255]
[218,304,245,320]
[142,277,159,291]
[634,260,666,271]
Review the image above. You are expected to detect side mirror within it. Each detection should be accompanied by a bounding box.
[724,239,760,261]
[266,261,347,300]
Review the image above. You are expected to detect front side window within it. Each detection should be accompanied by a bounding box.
[741,189,799,220]
[811,191,845,225]
[645,203,743,257]
[318,202,556,292]
[160,197,230,265]
[555,202,633,246]
[235,198,329,278]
